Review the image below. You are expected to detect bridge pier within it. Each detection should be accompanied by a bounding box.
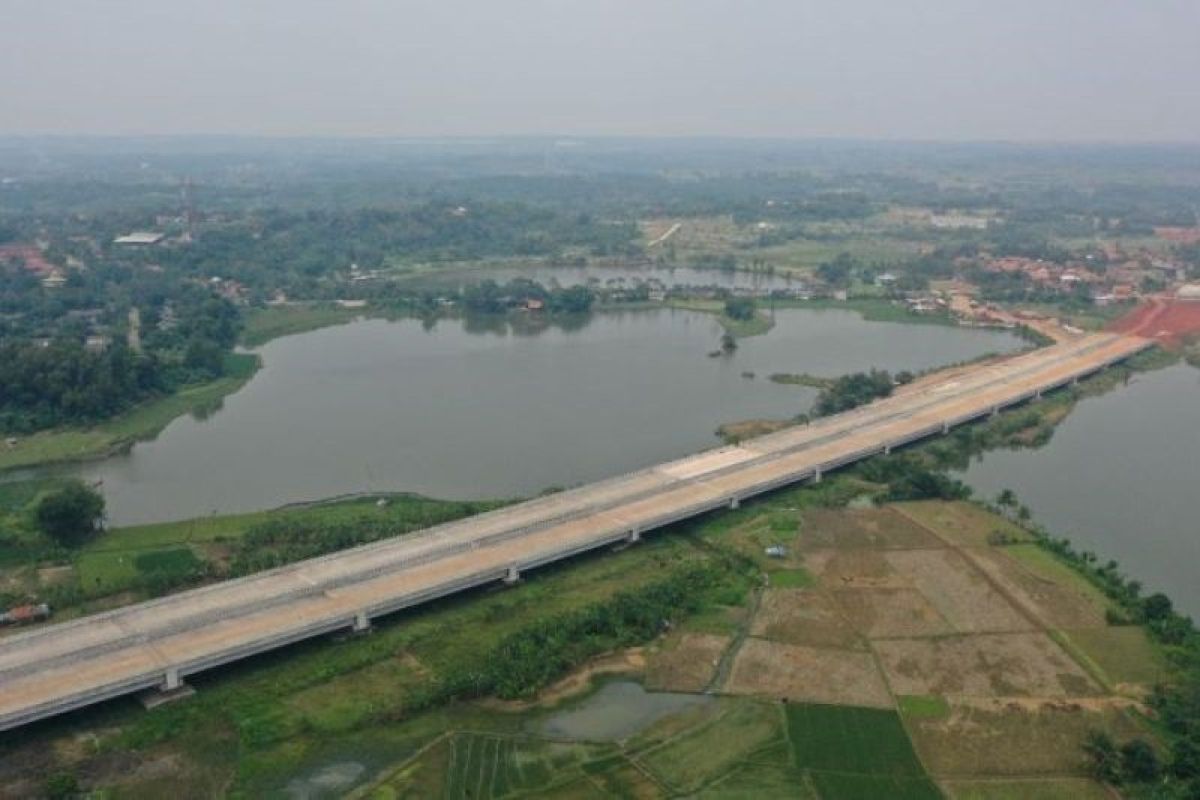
[504,565,521,584]
[139,667,195,710]
[729,497,740,510]
[812,468,822,484]
[941,421,950,435]
[627,528,641,543]
[990,405,1000,418]
[883,444,891,455]
[352,610,371,634]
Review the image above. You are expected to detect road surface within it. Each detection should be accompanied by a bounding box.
[0,332,1150,731]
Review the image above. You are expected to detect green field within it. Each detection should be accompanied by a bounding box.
[780,703,943,798]
[897,695,951,720]
[767,568,815,588]
[786,703,931,780]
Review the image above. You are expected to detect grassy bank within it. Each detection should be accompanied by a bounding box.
[0,353,261,473]
[240,305,369,347]
[0,491,504,615]
[773,296,958,327]
[666,298,775,337]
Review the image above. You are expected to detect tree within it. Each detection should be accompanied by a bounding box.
[720,332,737,354]
[1144,593,1174,622]
[997,488,1017,509]
[1121,738,1161,783]
[36,481,106,547]
[1084,730,1123,784]
[723,297,756,321]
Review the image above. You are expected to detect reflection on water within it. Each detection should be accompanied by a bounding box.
[62,307,1022,526]
[539,681,712,742]
[411,264,798,292]
[961,363,1200,618]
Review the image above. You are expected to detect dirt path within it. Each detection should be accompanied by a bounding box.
[647,222,681,247]
[705,583,764,693]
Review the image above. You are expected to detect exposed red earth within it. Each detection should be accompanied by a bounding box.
[1110,298,1200,346]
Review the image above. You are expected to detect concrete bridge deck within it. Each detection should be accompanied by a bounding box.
[0,333,1151,731]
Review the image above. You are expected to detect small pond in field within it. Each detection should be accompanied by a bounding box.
[538,681,713,742]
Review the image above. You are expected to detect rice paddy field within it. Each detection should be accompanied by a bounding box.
[0,481,1171,798]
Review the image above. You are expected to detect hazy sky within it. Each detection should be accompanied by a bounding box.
[3,0,1198,141]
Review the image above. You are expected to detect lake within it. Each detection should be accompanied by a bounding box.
[961,361,1200,618]
[65,307,1024,526]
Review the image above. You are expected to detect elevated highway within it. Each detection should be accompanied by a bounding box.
[0,332,1151,731]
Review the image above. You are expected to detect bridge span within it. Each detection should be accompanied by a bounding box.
[0,333,1151,731]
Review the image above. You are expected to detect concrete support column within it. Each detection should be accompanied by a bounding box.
[990,405,1000,418]
[813,468,822,484]
[163,667,181,692]
[941,421,950,435]
[1034,389,1042,400]
[729,497,740,510]
[504,565,520,584]
[628,528,641,543]
[883,444,891,455]
[1071,377,1079,387]
[352,611,370,633]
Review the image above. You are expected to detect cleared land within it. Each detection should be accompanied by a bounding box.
[726,639,894,708]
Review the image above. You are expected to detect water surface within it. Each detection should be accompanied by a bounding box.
[961,363,1200,617]
[539,681,712,741]
[67,308,1023,525]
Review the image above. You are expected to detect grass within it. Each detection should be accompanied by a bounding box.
[72,493,501,601]
[0,353,260,472]
[896,501,1032,548]
[638,700,786,794]
[240,305,366,347]
[774,297,958,327]
[767,568,814,589]
[942,777,1112,799]
[809,771,943,800]
[898,695,951,720]
[785,703,931,780]
[1004,544,1115,610]
[698,764,816,799]
[666,298,775,338]
[1058,627,1171,688]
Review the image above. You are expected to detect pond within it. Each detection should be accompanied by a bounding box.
[538,680,712,742]
[65,307,1024,526]
[960,362,1200,618]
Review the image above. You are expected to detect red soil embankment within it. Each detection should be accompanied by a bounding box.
[1110,298,1200,346]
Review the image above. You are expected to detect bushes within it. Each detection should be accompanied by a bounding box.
[723,297,756,321]
[35,480,106,547]
[229,500,491,576]
[1084,731,1162,786]
[814,370,893,416]
[855,453,971,502]
[398,560,751,709]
